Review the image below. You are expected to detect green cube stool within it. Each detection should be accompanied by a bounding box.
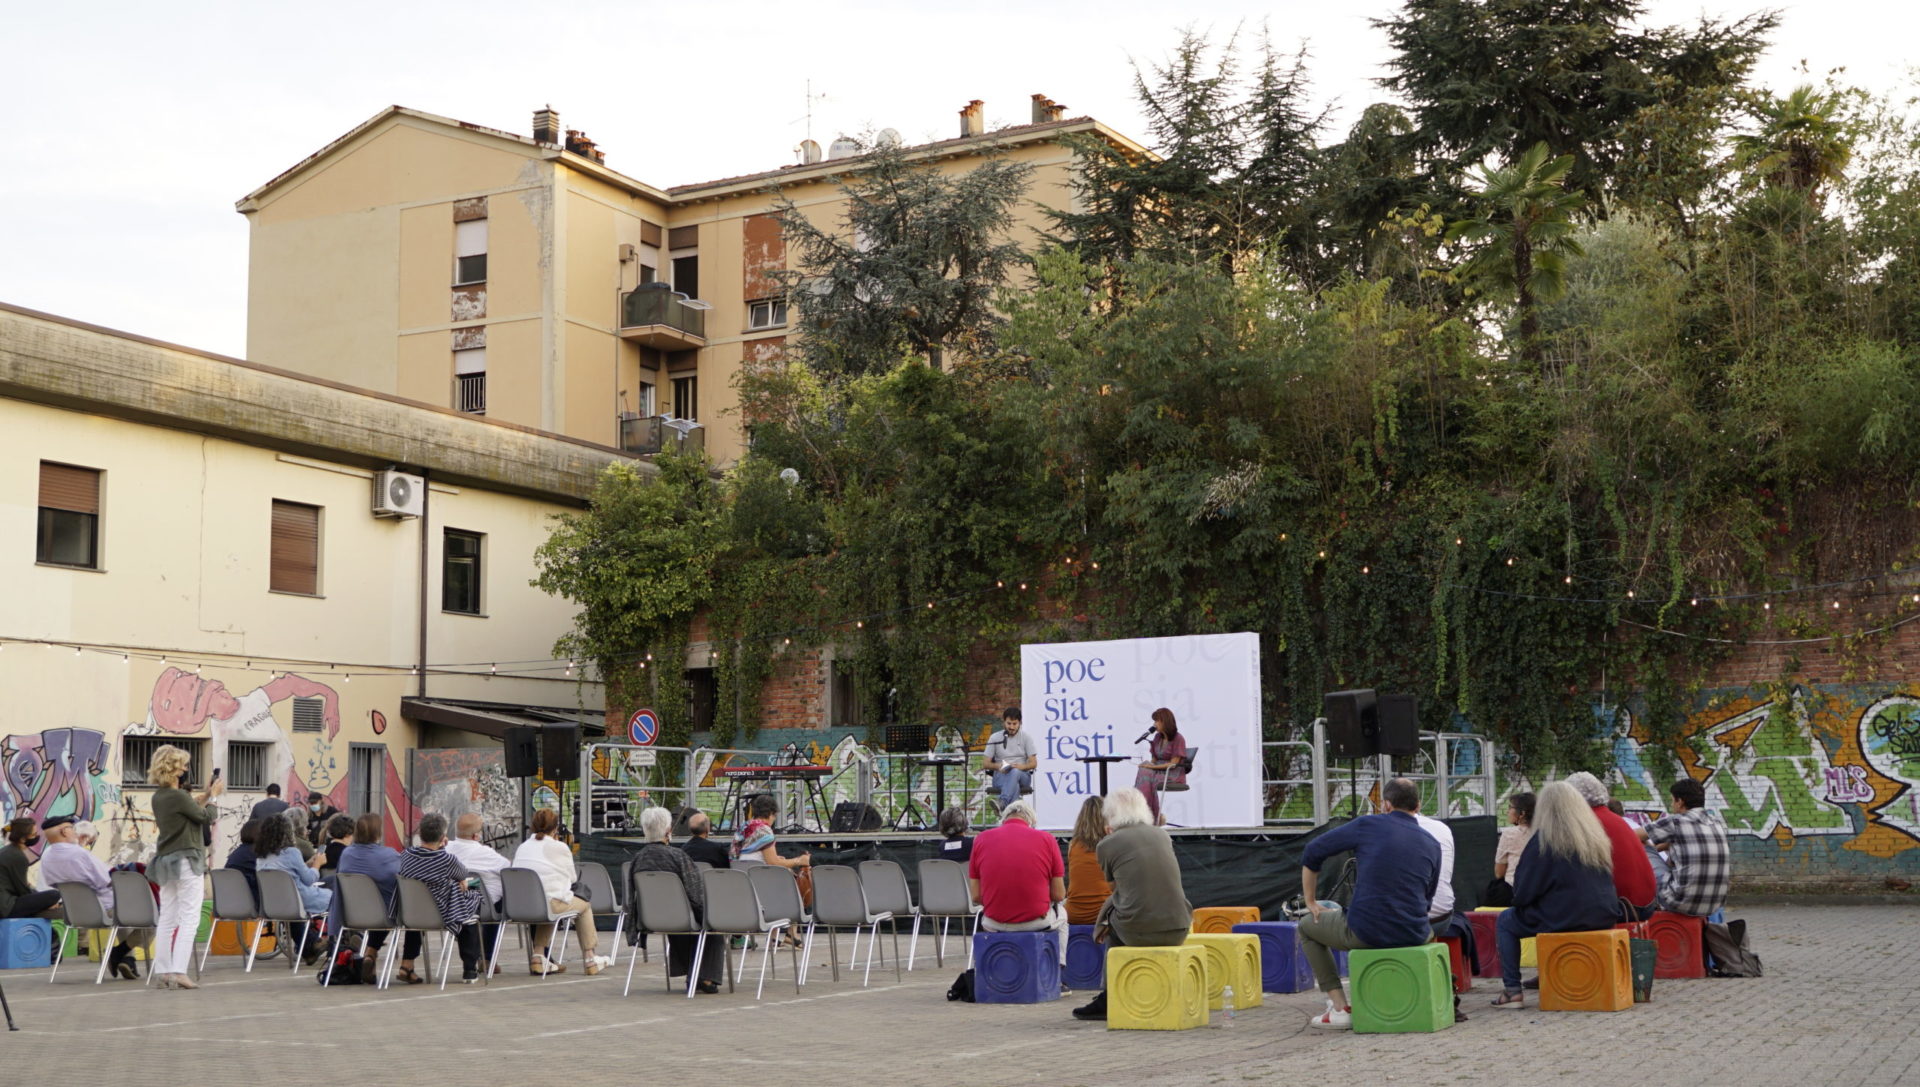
[1349,943,1453,1034]
[52,920,82,959]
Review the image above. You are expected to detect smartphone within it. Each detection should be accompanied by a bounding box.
[210,768,223,782]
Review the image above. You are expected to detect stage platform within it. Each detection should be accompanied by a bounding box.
[581,815,1497,920]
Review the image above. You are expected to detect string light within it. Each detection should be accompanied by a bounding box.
[1506,557,1514,566]
[996,581,1003,588]
[1691,598,1699,606]
[1090,562,1099,570]
[1361,566,1370,574]
[1455,537,1462,546]
[1626,590,1635,599]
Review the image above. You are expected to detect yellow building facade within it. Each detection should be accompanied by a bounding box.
[239,101,1147,465]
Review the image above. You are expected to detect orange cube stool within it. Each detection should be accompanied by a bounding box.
[1439,936,1472,994]
[208,920,276,956]
[1190,907,1260,934]
[1537,929,1632,1012]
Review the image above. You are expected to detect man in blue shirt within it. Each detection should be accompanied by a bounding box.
[1297,777,1442,1030]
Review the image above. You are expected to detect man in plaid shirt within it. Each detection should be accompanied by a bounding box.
[1637,778,1731,916]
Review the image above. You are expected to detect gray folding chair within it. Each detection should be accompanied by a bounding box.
[577,861,626,966]
[620,860,645,962]
[330,872,398,984]
[106,870,162,988]
[391,877,463,990]
[622,869,708,999]
[200,867,263,974]
[50,882,114,984]
[858,860,923,971]
[810,864,898,986]
[747,864,815,985]
[703,868,797,999]
[255,870,322,975]
[489,867,575,978]
[915,858,981,968]
[1155,747,1197,822]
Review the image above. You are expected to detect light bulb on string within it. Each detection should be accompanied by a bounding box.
[1833,601,1841,610]
[1361,566,1370,574]
[1565,576,1573,585]
[1764,602,1772,610]
[1691,599,1699,606]
[1090,562,1099,570]
[1626,590,1635,599]
[1506,557,1514,566]
[1019,583,1027,591]
[996,581,1004,589]
[75,646,82,655]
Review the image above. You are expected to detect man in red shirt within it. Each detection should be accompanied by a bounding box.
[968,800,1070,975]
[1565,771,1656,918]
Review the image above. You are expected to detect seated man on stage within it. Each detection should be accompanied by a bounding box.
[969,799,1070,977]
[983,707,1038,812]
[1296,777,1442,1030]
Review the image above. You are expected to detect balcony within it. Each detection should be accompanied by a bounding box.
[619,284,708,349]
[618,413,705,456]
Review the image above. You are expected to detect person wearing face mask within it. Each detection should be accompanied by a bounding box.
[0,817,63,918]
[303,792,341,843]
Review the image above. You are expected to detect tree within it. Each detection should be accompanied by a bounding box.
[1448,143,1588,366]
[1732,84,1859,203]
[771,141,1032,380]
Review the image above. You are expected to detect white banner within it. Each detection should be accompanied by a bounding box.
[1019,632,1262,830]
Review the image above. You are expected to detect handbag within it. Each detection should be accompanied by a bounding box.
[793,865,815,909]
[1481,877,1513,908]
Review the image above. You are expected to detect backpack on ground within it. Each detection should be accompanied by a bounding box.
[946,968,975,1002]
[1702,918,1763,977]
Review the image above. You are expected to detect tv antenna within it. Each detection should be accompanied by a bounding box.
[792,79,830,144]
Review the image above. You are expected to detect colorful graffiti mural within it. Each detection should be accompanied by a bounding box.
[409,747,518,849]
[0,727,114,857]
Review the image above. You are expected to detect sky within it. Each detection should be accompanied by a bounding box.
[1,0,1912,359]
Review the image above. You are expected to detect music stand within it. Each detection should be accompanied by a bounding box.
[1074,754,1132,797]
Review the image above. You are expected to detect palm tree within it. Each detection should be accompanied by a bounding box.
[1732,85,1854,203]
[1447,142,1587,367]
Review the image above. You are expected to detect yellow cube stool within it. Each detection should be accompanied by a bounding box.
[1185,933,1264,1011]
[86,929,155,962]
[1191,906,1261,934]
[1473,907,1538,968]
[1106,944,1210,1031]
[1537,929,1633,1013]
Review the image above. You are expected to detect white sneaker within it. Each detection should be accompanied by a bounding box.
[1308,1000,1352,1030]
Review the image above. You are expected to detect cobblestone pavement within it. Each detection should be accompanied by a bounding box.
[2,904,1915,1087]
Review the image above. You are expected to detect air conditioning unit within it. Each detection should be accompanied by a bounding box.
[372,470,425,519]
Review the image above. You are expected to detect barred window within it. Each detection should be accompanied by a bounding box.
[122,737,208,788]
[227,742,270,790]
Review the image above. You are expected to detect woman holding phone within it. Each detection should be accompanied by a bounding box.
[148,745,222,990]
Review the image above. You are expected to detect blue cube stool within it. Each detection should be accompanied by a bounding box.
[0,917,54,969]
[972,930,1061,1003]
[1065,925,1106,990]
[1232,921,1315,993]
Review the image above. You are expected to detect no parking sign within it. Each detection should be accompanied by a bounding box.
[627,707,660,746]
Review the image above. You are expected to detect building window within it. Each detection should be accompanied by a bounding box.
[635,380,656,418]
[270,500,321,595]
[122,737,208,788]
[686,668,717,734]
[671,254,699,300]
[671,375,697,421]
[748,298,788,330]
[443,529,483,615]
[291,696,326,734]
[227,742,271,790]
[455,347,487,414]
[348,744,386,818]
[830,660,865,730]
[455,219,488,285]
[37,462,101,569]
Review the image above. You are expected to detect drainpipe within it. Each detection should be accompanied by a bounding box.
[417,471,430,699]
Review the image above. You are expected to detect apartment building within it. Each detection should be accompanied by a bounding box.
[238,99,1147,465]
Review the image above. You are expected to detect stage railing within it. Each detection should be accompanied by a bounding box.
[577,743,696,835]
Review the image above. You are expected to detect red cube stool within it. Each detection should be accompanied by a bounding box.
[1439,936,1472,993]
[1632,911,1706,979]
[1465,910,1502,978]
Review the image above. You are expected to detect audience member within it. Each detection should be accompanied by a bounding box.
[1071,788,1192,1022]
[679,811,731,869]
[1064,796,1112,927]
[983,707,1038,811]
[1493,791,1536,889]
[283,809,317,862]
[72,820,100,850]
[1296,777,1441,1029]
[330,813,423,984]
[1638,778,1731,918]
[1133,707,1189,824]
[935,807,973,865]
[224,818,264,901]
[446,813,511,973]
[1,817,60,920]
[147,744,221,989]
[511,809,605,975]
[303,792,341,843]
[1566,771,1656,920]
[970,798,1070,980]
[249,783,289,821]
[320,814,354,872]
[1402,780,1456,933]
[629,806,725,994]
[39,816,136,978]
[731,794,811,871]
[400,813,487,983]
[254,812,331,915]
[1491,781,1620,1008]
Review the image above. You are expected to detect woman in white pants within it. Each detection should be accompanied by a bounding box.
[146,745,222,989]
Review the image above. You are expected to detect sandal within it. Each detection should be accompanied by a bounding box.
[1490,989,1524,1008]
[395,966,425,985]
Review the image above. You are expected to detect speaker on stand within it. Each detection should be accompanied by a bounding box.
[503,727,541,778]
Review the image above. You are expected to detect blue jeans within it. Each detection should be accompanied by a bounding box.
[1496,908,1538,992]
[992,767,1030,807]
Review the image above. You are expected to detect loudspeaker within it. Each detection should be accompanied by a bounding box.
[503,727,540,778]
[542,723,582,781]
[829,802,882,833]
[1323,689,1378,760]
[1376,693,1421,757]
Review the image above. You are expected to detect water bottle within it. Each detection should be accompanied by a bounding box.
[1221,984,1235,1023]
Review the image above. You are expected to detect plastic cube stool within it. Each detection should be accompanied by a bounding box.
[51,920,81,960]
[0,918,55,969]
[1472,907,1536,969]
[1465,911,1502,977]
[1064,925,1107,991]
[1440,936,1472,993]
[971,930,1060,1003]
[1190,906,1260,934]
[1538,929,1633,1012]
[1232,921,1315,993]
[1644,912,1706,979]
[1348,943,1453,1033]
[209,920,276,957]
[1106,944,1209,1031]
[1186,933,1263,1011]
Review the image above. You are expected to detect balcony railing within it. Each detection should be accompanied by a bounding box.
[618,413,705,456]
[619,284,707,349]
[456,372,486,414]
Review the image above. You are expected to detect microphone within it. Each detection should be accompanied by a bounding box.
[1133,730,1154,744]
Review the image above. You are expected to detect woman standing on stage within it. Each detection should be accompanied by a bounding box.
[1133,708,1188,824]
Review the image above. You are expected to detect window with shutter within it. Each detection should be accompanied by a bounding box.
[37,462,101,568]
[270,500,321,595]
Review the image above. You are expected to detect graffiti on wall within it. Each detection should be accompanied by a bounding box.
[409,747,517,849]
[0,728,114,857]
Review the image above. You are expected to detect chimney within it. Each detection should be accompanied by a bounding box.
[1030,94,1067,124]
[564,128,606,164]
[533,106,561,146]
[959,99,984,138]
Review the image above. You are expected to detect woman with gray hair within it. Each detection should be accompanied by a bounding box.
[1071,787,1192,1021]
[400,813,487,983]
[1491,780,1619,1008]
[626,806,725,994]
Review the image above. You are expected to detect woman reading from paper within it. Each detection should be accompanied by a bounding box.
[1133,708,1188,824]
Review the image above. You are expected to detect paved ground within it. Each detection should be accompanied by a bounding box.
[2,903,1915,1086]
